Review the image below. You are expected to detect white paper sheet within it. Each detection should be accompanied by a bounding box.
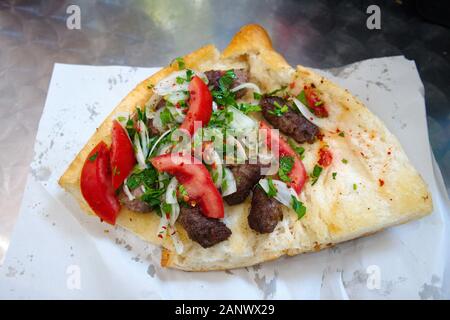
[0,57,449,299]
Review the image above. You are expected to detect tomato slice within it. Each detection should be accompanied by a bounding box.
[304,85,328,118]
[80,142,121,225]
[110,120,136,190]
[150,153,224,219]
[179,75,213,135]
[259,121,307,194]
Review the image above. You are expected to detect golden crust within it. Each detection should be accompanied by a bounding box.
[59,24,432,271]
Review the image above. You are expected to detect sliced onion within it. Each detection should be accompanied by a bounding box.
[165,177,179,204]
[222,168,237,196]
[153,70,208,96]
[228,106,257,130]
[170,229,184,254]
[204,145,223,188]
[165,91,188,105]
[258,178,298,207]
[156,142,173,155]
[145,94,161,119]
[225,134,247,163]
[158,172,169,189]
[149,129,172,157]
[212,101,218,112]
[122,179,135,201]
[230,82,261,94]
[167,106,185,123]
[133,133,147,169]
[169,202,180,226]
[292,97,328,129]
[138,120,150,158]
[152,108,165,132]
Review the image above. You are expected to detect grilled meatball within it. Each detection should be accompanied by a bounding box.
[223,163,263,205]
[204,69,249,98]
[146,99,166,136]
[119,186,152,213]
[178,206,231,248]
[248,186,283,233]
[260,96,319,144]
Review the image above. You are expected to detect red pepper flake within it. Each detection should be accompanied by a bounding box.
[318,147,333,167]
[158,234,163,239]
[316,133,324,141]
[379,179,385,187]
[387,151,391,155]
[289,82,295,89]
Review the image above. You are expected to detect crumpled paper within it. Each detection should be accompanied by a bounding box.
[0,56,449,299]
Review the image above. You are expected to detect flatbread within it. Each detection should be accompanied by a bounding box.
[59,24,432,271]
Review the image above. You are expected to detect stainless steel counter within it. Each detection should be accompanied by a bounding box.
[0,0,449,263]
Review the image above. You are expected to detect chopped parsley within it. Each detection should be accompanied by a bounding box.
[88,152,98,162]
[338,131,345,137]
[160,107,174,126]
[342,158,348,164]
[253,92,262,100]
[296,90,308,106]
[278,156,294,183]
[177,184,188,200]
[161,202,172,215]
[353,183,357,190]
[175,57,185,69]
[266,178,278,197]
[126,167,158,190]
[291,196,306,219]
[332,172,337,180]
[218,70,236,91]
[236,103,261,114]
[288,139,305,159]
[175,69,194,84]
[117,116,127,122]
[310,165,323,186]
[268,101,289,117]
[141,188,165,208]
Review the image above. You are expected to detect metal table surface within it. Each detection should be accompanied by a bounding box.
[0,0,449,263]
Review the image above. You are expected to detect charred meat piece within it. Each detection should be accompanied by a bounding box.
[223,163,263,205]
[248,186,283,233]
[204,69,249,98]
[119,186,152,213]
[146,99,166,136]
[260,96,319,144]
[178,206,231,248]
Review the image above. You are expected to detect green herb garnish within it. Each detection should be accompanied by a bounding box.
[342,159,348,164]
[291,196,306,219]
[268,101,289,117]
[296,90,308,106]
[338,131,345,137]
[88,152,98,162]
[175,57,185,69]
[310,165,323,186]
[332,172,337,180]
[253,92,262,100]
[266,178,277,197]
[288,139,305,159]
[278,156,294,183]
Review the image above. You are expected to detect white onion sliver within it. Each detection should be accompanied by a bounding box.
[167,106,185,123]
[292,97,327,129]
[134,133,147,169]
[170,229,184,254]
[152,108,165,132]
[228,106,257,130]
[148,129,172,157]
[204,146,223,188]
[165,177,179,204]
[258,178,298,207]
[145,94,161,119]
[212,101,218,112]
[153,70,208,96]
[222,168,237,196]
[226,135,247,162]
[138,120,150,158]
[169,203,180,226]
[122,180,135,201]
[165,91,188,105]
[230,82,261,94]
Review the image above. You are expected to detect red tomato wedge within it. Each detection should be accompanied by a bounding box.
[179,75,213,135]
[150,153,224,219]
[259,121,307,194]
[110,120,136,190]
[80,141,121,225]
[304,85,328,118]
